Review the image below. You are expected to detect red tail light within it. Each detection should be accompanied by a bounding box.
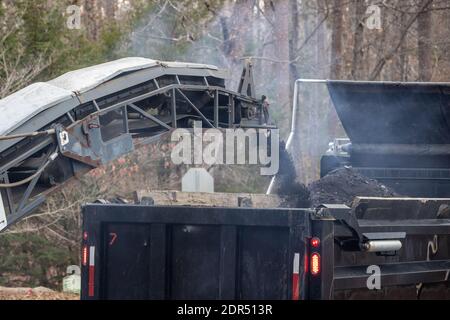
[82,245,88,266]
[311,237,320,248]
[310,253,321,276]
[83,231,88,241]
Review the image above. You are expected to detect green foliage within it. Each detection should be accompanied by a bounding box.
[18,0,65,55]
[0,0,154,96]
[42,10,129,79]
[0,233,77,288]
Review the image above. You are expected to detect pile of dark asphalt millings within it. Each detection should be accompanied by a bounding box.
[307,167,397,208]
[272,144,397,208]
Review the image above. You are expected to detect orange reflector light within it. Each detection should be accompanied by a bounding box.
[310,253,321,276]
[311,237,320,248]
[82,246,88,266]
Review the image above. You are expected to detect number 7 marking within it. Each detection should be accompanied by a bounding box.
[109,233,117,246]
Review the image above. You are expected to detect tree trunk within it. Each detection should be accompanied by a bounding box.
[330,0,344,79]
[84,0,100,41]
[225,0,254,62]
[399,9,408,81]
[223,0,254,89]
[273,0,291,136]
[289,0,300,85]
[351,0,366,80]
[417,1,433,81]
[328,0,346,153]
[103,0,117,20]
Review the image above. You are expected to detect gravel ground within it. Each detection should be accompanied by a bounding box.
[0,287,79,300]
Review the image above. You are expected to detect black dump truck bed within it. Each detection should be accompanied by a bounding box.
[82,199,450,300]
[81,205,311,300]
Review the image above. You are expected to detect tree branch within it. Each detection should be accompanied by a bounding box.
[369,0,434,80]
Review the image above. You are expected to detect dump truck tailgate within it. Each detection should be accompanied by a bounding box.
[81,205,310,300]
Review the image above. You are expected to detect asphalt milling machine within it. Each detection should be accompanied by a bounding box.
[0,57,271,231]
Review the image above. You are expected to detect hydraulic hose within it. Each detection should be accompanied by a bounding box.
[0,129,56,141]
[0,150,59,188]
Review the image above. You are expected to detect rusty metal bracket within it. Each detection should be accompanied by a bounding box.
[55,117,134,168]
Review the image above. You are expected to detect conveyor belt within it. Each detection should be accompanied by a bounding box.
[0,58,272,231]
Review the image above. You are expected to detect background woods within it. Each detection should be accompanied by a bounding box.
[1,0,450,288]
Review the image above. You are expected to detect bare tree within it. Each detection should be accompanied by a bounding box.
[351,0,366,79]
[369,0,434,80]
[273,0,291,131]
[418,0,433,81]
[330,0,344,79]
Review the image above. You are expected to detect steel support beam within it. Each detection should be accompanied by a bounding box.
[128,103,172,130]
[214,90,219,127]
[175,88,214,128]
[171,89,177,128]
